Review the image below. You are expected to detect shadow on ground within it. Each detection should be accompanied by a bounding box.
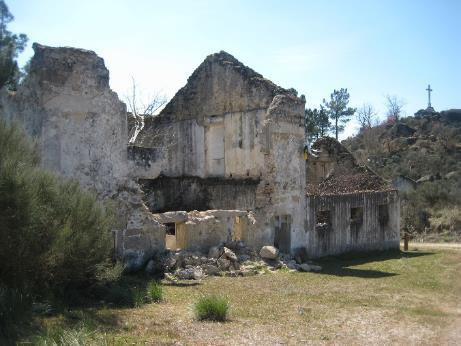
[315,250,434,278]
[163,281,202,287]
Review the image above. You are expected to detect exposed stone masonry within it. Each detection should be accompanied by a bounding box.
[0,43,164,270]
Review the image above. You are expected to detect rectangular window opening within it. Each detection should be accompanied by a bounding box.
[378,204,389,226]
[316,210,331,231]
[350,207,363,225]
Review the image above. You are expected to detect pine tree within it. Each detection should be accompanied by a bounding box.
[305,107,330,140]
[322,88,356,140]
[0,0,28,90]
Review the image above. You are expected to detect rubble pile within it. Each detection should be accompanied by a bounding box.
[145,243,322,280]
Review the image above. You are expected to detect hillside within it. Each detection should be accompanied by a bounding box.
[343,109,461,241]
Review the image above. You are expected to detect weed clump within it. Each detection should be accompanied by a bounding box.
[194,295,229,321]
[146,281,163,303]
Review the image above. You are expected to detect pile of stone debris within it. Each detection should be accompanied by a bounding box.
[145,242,322,280]
[317,171,389,194]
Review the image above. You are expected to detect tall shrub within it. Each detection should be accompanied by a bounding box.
[0,119,113,294]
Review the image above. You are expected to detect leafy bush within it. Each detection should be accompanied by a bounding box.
[194,295,229,321]
[0,119,114,336]
[146,281,163,303]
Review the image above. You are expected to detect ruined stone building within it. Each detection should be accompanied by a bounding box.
[305,137,399,258]
[0,44,400,266]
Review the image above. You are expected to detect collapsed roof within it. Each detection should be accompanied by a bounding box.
[307,137,391,195]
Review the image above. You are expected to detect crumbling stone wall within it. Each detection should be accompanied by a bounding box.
[152,210,257,253]
[0,44,399,261]
[1,44,127,195]
[130,51,307,252]
[0,43,164,269]
[307,137,359,185]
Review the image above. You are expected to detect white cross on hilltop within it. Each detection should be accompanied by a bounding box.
[426,84,433,108]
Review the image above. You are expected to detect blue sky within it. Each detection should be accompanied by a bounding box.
[9,0,461,139]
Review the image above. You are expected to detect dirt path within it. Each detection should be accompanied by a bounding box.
[402,242,461,250]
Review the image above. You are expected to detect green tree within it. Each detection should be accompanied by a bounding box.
[0,119,113,293]
[305,107,330,140]
[0,0,28,90]
[322,88,356,140]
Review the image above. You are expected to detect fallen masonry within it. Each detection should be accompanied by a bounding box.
[147,242,323,281]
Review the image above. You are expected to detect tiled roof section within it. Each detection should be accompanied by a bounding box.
[307,137,391,195]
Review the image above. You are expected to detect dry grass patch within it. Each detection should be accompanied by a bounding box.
[24,248,461,345]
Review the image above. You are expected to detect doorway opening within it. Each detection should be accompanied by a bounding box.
[274,215,292,253]
[164,223,177,250]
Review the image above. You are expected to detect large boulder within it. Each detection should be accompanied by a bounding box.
[259,246,279,260]
[222,247,238,262]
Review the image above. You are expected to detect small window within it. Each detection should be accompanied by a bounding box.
[378,204,389,226]
[165,223,176,235]
[316,210,331,231]
[350,207,363,225]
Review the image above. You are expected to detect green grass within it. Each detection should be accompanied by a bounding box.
[132,287,147,308]
[194,295,229,321]
[17,248,461,344]
[146,281,163,303]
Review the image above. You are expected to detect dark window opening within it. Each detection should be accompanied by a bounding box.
[378,204,389,226]
[274,215,292,253]
[165,223,176,235]
[316,210,331,232]
[350,207,363,225]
